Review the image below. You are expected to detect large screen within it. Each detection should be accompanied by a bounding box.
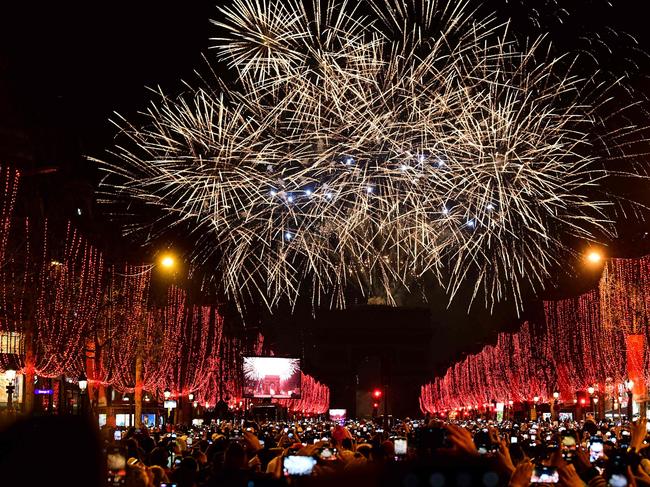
[242,356,302,399]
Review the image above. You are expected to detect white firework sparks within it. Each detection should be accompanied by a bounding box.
[96,0,648,313]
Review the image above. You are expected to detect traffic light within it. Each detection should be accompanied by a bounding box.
[373,402,379,409]
[372,388,382,400]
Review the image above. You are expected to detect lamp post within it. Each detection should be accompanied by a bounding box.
[78,372,88,416]
[163,388,172,427]
[552,392,560,421]
[626,380,634,421]
[587,386,595,420]
[532,396,539,420]
[593,396,599,419]
[5,368,16,413]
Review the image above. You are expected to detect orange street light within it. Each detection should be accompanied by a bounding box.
[159,254,176,270]
[585,249,604,265]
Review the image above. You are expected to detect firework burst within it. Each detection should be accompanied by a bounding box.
[96,0,648,313]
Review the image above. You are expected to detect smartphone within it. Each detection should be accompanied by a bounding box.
[620,431,631,449]
[475,430,492,455]
[589,438,604,463]
[186,437,193,446]
[608,474,628,487]
[107,448,127,472]
[174,457,182,467]
[510,436,518,444]
[114,430,122,441]
[531,465,559,483]
[561,435,577,462]
[107,447,127,486]
[283,456,317,476]
[394,437,407,456]
[319,447,337,460]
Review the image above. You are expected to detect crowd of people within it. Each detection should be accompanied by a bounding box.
[101,414,650,486]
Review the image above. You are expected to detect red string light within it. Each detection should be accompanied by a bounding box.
[421,256,650,413]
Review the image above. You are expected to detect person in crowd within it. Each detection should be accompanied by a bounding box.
[97,414,650,487]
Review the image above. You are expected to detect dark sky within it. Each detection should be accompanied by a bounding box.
[2,0,650,370]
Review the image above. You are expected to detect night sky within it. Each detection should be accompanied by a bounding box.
[2,0,650,377]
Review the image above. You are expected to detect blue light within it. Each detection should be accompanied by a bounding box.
[326,192,333,200]
[442,206,449,216]
[345,157,354,165]
[466,219,475,228]
[400,164,408,171]
[305,189,312,197]
[287,195,294,203]
[270,190,277,197]
[487,203,495,211]
[285,232,293,241]
[366,186,374,193]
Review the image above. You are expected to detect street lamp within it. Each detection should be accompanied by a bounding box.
[587,386,595,396]
[188,392,194,401]
[593,396,599,419]
[551,392,560,421]
[163,388,171,400]
[78,372,88,393]
[159,254,177,272]
[585,249,604,265]
[4,368,16,412]
[78,372,88,416]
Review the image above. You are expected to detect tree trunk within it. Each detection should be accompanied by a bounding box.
[23,320,35,414]
[134,354,143,428]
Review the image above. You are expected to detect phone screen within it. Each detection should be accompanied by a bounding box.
[608,473,629,487]
[319,448,337,460]
[589,439,604,463]
[107,451,126,472]
[113,431,122,441]
[510,436,518,444]
[531,465,559,483]
[394,438,407,456]
[283,456,317,476]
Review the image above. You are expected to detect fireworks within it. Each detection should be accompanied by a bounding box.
[96,0,648,312]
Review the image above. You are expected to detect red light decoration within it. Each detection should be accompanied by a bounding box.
[0,164,331,411]
[420,255,650,413]
[373,388,382,399]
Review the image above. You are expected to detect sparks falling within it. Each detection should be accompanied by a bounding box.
[96,0,648,313]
